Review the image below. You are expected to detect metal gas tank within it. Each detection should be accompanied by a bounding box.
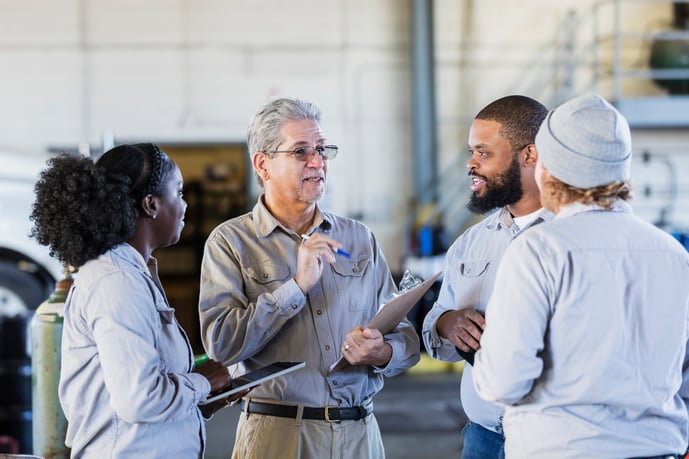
[30,273,72,459]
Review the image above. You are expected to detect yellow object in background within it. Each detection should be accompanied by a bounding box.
[407,353,464,375]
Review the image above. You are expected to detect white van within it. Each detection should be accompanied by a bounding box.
[0,149,64,316]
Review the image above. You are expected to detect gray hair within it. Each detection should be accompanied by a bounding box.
[247,97,322,187]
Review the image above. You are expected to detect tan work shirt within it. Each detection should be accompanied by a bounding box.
[199,196,420,408]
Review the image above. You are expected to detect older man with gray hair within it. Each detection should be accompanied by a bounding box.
[198,97,420,459]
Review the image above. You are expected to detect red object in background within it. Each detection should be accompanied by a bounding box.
[0,435,19,453]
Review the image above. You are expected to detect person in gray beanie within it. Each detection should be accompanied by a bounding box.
[473,94,689,458]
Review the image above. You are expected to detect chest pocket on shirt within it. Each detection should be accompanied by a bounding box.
[245,261,292,296]
[459,260,490,277]
[452,260,491,308]
[331,256,370,311]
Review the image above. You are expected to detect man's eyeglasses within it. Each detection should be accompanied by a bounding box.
[269,145,338,161]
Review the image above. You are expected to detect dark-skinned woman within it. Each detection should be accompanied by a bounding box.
[31,143,246,458]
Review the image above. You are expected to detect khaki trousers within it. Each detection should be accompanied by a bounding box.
[231,407,385,459]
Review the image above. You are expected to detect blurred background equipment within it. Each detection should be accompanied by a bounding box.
[0,150,63,318]
[0,313,32,454]
[153,143,250,353]
[0,149,64,455]
[31,270,72,459]
[649,3,689,94]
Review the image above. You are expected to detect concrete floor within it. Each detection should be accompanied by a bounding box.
[205,371,466,459]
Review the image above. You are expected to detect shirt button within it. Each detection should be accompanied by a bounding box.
[333,381,338,386]
[325,345,331,351]
[291,304,298,309]
[316,309,323,315]
[352,268,358,273]
[263,273,268,279]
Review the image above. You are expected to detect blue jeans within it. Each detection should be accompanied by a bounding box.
[461,422,505,459]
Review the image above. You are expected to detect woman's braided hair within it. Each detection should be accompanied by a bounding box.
[140,144,164,197]
[30,143,174,267]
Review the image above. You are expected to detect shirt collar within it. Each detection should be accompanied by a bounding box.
[497,207,516,229]
[112,243,150,270]
[555,199,632,220]
[304,211,332,236]
[252,194,332,238]
[111,243,162,286]
[109,243,172,318]
[252,195,281,237]
[482,207,553,231]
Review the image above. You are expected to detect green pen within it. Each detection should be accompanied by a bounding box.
[194,353,210,366]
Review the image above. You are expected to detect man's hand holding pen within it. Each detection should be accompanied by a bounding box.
[295,233,350,294]
[301,233,351,258]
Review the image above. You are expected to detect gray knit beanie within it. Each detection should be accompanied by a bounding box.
[535,94,632,188]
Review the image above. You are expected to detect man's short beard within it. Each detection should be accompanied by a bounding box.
[467,155,524,214]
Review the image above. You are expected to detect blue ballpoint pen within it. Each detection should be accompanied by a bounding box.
[300,234,351,258]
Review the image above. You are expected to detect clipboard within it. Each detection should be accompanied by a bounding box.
[328,271,442,374]
[199,361,305,406]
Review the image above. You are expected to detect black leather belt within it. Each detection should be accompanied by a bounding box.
[242,400,371,422]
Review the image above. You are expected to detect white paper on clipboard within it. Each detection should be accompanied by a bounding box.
[328,271,442,375]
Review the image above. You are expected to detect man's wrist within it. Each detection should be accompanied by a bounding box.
[436,310,452,340]
[374,342,393,366]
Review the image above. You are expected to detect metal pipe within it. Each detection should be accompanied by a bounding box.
[613,0,621,101]
[411,0,438,206]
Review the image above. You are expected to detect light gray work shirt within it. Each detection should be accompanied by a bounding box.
[474,201,689,457]
[199,197,420,408]
[59,243,210,458]
[422,207,552,433]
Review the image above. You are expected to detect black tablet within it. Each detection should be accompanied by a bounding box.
[199,361,306,406]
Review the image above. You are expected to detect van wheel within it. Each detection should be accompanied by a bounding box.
[0,261,49,316]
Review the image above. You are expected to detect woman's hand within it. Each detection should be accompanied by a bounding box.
[195,359,252,417]
[198,388,251,418]
[194,359,231,393]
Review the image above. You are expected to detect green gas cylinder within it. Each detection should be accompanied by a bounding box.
[31,270,72,459]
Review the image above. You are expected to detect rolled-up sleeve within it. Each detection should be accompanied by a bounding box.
[422,266,463,363]
[199,229,307,365]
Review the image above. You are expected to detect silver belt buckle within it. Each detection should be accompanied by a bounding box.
[324,406,340,423]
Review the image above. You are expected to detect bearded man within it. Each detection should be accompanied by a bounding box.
[422,95,551,459]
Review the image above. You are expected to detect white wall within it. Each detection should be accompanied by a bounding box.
[0,0,685,271]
